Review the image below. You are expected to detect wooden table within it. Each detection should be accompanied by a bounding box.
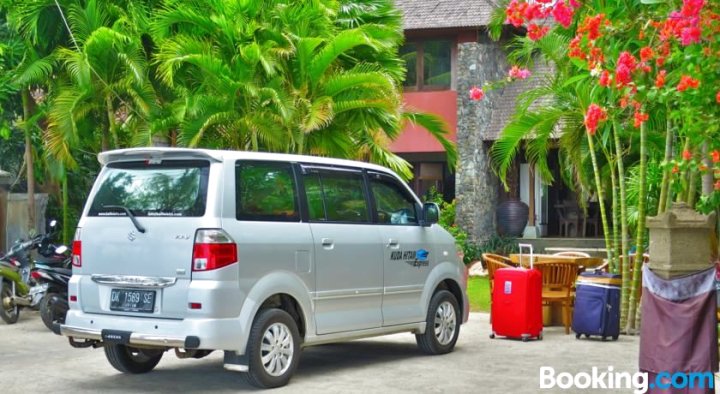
[509,254,605,269]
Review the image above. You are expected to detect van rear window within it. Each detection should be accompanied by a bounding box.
[88,160,210,217]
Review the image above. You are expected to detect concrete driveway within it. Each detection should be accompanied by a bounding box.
[2,311,644,393]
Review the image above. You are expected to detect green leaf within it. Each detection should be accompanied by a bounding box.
[562,74,590,88]
[640,0,665,4]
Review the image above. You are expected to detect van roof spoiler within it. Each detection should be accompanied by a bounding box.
[98,148,224,165]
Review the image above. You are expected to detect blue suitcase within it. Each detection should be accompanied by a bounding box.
[572,270,621,341]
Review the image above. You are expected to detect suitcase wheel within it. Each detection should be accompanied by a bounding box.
[612,335,619,341]
[575,333,581,339]
[584,334,590,339]
[489,333,495,339]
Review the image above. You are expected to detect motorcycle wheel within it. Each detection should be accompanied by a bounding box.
[40,293,68,331]
[0,280,20,324]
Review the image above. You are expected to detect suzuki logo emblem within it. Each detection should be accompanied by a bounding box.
[128,231,137,242]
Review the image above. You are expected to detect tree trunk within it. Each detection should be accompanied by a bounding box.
[21,89,36,232]
[614,124,631,332]
[105,94,119,149]
[610,160,620,274]
[657,117,673,213]
[586,132,613,264]
[626,121,647,334]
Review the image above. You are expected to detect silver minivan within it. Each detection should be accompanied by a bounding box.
[55,148,468,388]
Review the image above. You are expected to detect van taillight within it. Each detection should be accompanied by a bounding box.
[192,229,238,271]
[72,240,82,267]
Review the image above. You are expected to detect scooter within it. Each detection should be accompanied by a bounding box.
[34,246,71,331]
[0,220,63,324]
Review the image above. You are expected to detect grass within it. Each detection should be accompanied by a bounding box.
[467,276,490,312]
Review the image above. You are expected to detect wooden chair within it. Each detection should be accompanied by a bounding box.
[482,253,514,323]
[534,260,578,334]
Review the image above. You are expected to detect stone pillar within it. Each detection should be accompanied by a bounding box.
[455,38,509,243]
[646,202,716,279]
[0,170,12,252]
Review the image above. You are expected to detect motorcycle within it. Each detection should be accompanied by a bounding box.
[0,220,64,324]
[33,246,71,331]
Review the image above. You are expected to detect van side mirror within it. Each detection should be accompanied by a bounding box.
[421,203,440,227]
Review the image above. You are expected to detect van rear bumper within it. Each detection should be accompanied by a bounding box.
[54,323,198,348]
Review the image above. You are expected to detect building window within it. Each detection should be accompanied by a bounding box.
[400,39,453,91]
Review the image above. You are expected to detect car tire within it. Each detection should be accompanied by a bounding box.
[416,289,460,355]
[104,344,164,374]
[244,308,301,389]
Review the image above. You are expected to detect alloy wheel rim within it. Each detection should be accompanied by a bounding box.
[260,322,294,377]
[434,301,456,346]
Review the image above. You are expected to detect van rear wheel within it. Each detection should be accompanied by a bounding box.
[416,290,460,355]
[244,308,300,389]
[104,344,164,374]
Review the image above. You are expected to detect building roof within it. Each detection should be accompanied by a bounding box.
[484,63,555,141]
[394,0,495,30]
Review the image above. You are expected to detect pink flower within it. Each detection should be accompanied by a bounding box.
[599,70,611,87]
[584,104,607,135]
[615,64,632,87]
[509,66,532,80]
[551,1,574,28]
[469,86,485,101]
[680,26,701,45]
[569,0,581,8]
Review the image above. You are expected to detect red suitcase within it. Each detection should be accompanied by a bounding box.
[490,244,543,341]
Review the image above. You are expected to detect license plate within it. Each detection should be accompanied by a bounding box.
[110,289,155,313]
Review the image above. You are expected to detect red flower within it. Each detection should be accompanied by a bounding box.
[712,150,720,163]
[578,14,607,41]
[655,70,667,88]
[568,36,585,59]
[715,179,720,191]
[640,47,654,62]
[524,3,548,21]
[615,64,632,87]
[619,96,629,108]
[716,91,720,103]
[681,26,702,46]
[584,104,607,135]
[672,165,680,174]
[681,0,705,18]
[469,86,485,101]
[633,110,649,128]
[677,75,700,92]
[509,66,532,80]
[528,24,550,41]
[599,70,611,87]
[506,0,528,28]
[656,57,666,67]
[682,149,692,161]
[617,51,637,71]
[551,1,574,28]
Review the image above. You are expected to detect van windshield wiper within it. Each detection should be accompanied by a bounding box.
[103,205,146,233]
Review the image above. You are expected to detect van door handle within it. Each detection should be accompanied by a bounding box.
[321,238,334,247]
[387,239,399,248]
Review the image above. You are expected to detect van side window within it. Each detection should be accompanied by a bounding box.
[369,174,418,225]
[236,161,299,222]
[303,170,369,223]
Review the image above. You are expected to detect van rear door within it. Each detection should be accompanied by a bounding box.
[76,159,215,319]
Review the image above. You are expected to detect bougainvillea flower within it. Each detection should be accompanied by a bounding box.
[681,26,701,46]
[599,70,611,87]
[506,0,528,27]
[634,111,649,128]
[682,149,692,160]
[677,75,700,92]
[712,149,720,163]
[469,86,485,101]
[528,24,550,41]
[584,104,607,135]
[681,0,705,18]
[615,64,632,87]
[578,14,607,40]
[640,47,654,62]
[509,66,532,80]
[551,1,574,28]
[655,70,667,88]
[617,51,638,71]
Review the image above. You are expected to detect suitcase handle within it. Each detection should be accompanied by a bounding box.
[517,243,534,269]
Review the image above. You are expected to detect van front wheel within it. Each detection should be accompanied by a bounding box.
[104,344,164,374]
[244,308,300,389]
[416,290,460,355]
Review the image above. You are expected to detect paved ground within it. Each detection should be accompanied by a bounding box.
[2,311,647,393]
